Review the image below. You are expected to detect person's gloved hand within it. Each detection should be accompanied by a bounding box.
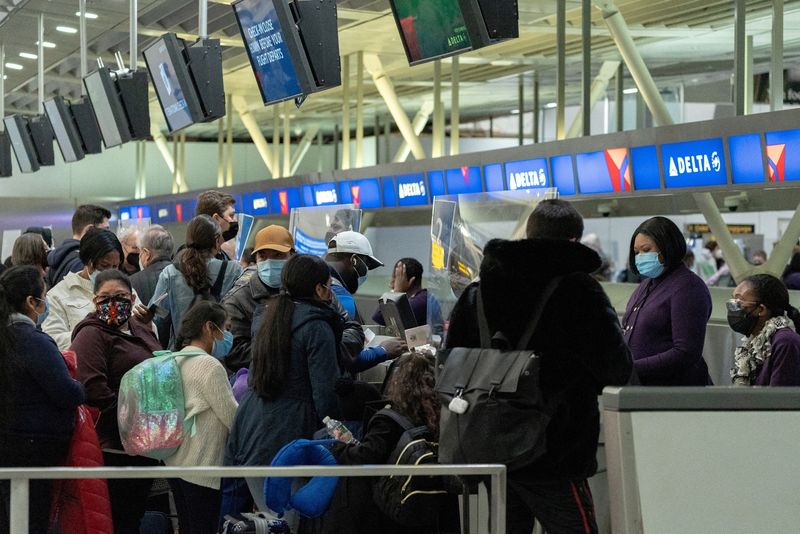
[231,368,249,402]
[380,338,408,359]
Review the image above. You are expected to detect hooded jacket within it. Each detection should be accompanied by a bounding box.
[446,238,632,481]
[72,315,161,450]
[47,238,82,288]
[225,300,343,467]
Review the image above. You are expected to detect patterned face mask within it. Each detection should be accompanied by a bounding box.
[96,296,133,326]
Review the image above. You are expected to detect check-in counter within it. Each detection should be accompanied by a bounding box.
[603,387,800,534]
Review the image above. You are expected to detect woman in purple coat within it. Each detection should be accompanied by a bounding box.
[622,217,713,385]
[729,274,800,386]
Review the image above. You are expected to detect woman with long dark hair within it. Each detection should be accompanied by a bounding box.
[225,253,341,467]
[0,266,85,533]
[622,216,713,385]
[166,301,238,534]
[149,215,242,349]
[72,269,161,533]
[729,274,800,386]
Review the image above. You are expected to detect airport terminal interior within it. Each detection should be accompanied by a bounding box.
[1,0,800,533]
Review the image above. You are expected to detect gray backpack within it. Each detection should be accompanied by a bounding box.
[436,277,562,471]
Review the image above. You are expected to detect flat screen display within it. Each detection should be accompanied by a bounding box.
[143,36,195,132]
[576,148,631,194]
[310,182,339,206]
[382,176,398,207]
[764,128,800,182]
[243,192,270,216]
[175,198,197,222]
[271,187,302,215]
[484,163,504,191]
[445,166,483,195]
[233,0,304,104]
[44,97,84,163]
[428,170,446,197]
[4,116,38,173]
[551,155,576,195]
[729,134,765,184]
[390,0,472,65]
[338,179,382,209]
[84,69,129,148]
[662,138,727,188]
[154,203,175,223]
[120,205,151,221]
[631,145,661,190]
[396,172,429,207]
[505,158,549,190]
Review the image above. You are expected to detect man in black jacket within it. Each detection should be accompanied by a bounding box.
[46,204,110,287]
[446,199,632,534]
[131,225,174,348]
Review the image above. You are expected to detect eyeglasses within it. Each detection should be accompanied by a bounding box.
[726,298,760,312]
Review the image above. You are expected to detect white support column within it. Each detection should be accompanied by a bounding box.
[1,45,6,127]
[556,0,566,140]
[179,133,188,192]
[10,480,29,534]
[216,118,225,187]
[283,101,290,177]
[79,0,87,86]
[595,0,674,126]
[393,100,434,163]
[171,134,179,194]
[567,60,621,138]
[272,106,280,175]
[693,193,751,283]
[432,60,443,157]
[225,105,233,186]
[130,0,138,71]
[38,13,44,114]
[744,35,754,115]
[364,53,427,161]
[450,56,460,156]
[341,54,351,170]
[150,122,175,175]
[232,94,275,176]
[771,0,784,111]
[290,125,321,175]
[355,51,365,167]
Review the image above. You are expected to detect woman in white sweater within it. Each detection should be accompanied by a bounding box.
[167,300,238,534]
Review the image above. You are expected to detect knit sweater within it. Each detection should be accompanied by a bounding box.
[164,346,238,489]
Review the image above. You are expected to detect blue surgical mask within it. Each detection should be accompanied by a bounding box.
[357,274,367,288]
[635,252,665,279]
[212,327,234,359]
[35,298,49,328]
[257,259,287,289]
[88,268,99,287]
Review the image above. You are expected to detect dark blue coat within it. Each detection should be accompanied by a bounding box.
[225,300,343,467]
[0,315,85,440]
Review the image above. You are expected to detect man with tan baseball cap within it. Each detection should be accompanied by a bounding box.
[222,225,295,372]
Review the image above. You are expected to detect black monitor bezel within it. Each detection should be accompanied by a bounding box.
[388,0,475,66]
[44,96,86,163]
[83,67,133,148]
[3,115,39,173]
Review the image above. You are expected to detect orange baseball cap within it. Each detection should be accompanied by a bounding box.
[253,225,294,254]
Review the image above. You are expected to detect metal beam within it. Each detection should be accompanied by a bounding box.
[616,63,624,131]
[136,26,243,48]
[290,125,321,175]
[79,0,87,87]
[37,13,43,114]
[364,53,426,161]
[341,54,351,170]
[517,75,524,146]
[272,106,280,175]
[595,0,674,126]
[216,117,224,187]
[198,0,208,39]
[0,45,5,129]
[771,0,784,111]
[556,0,566,140]
[225,94,233,186]
[393,101,434,163]
[533,71,539,143]
[734,0,746,116]
[581,0,591,136]
[232,94,275,176]
[355,50,364,168]
[744,35,753,115]
[130,0,138,71]
[282,101,290,177]
[432,60,443,158]
[567,60,621,138]
[451,56,460,156]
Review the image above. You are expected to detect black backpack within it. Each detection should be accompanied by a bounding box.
[372,408,447,527]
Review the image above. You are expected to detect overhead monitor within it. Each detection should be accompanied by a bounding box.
[271,187,302,215]
[764,128,800,182]
[631,145,661,190]
[44,96,86,163]
[551,155,576,195]
[484,163,504,191]
[28,115,55,167]
[396,172,429,207]
[729,134,765,184]
[68,97,103,155]
[460,0,519,45]
[0,133,11,177]
[83,67,132,148]
[445,166,483,195]
[661,138,727,188]
[144,34,205,132]
[576,148,631,194]
[4,116,39,173]
[390,0,472,65]
[337,178,382,209]
[233,0,340,106]
[428,170,447,197]
[505,158,549,190]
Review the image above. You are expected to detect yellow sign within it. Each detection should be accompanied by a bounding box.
[687,224,755,235]
[431,241,445,270]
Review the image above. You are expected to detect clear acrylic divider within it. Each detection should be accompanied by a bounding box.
[288,205,362,257]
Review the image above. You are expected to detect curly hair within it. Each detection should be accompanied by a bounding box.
[385,353,440,439]
[181,215,221,294]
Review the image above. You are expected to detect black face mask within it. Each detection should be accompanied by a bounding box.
[222,220,239,242]
[126,252,140,269]
[727,308,759,336]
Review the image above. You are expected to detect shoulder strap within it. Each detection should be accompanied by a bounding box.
[211,259,228,301]
[376,408,416,432]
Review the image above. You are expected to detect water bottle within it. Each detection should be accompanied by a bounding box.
[323,416,358,444]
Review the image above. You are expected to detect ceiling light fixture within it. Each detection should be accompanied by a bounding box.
[5,63,23,70]
[19,52,38,60]
[544,102,557,109]
[56,26,78,34]
[35,41,57,49]
[75,11,98,19]
[623,87,639,95]
[510,109,520,114]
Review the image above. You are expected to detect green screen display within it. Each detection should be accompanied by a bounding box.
[392,0,472,64]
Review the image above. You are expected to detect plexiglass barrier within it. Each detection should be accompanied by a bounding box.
[289,205,362,257]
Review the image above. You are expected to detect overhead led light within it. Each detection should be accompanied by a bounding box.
[623,87,639,95]
[19,52,38,60]
[35,41,57,49]
[56,26,78,34]
[5,63,23,70]
[510,109,520,114]
[74,11,98,19]
[544,102,558,109]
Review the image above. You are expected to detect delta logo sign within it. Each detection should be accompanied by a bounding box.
[604,148,631,192]
[575,149,630,194]
[350,185,361,206]
[661,138,727,188]
[767,143,786,182]
[398,180,426,199]
[504,158,549,191]
[445,166,482,195]
[279,191,289,214]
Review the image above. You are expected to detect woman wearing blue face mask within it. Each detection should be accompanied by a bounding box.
[622,217,713,386]
[168,300,238,534]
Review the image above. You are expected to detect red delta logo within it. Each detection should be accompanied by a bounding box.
[176,204,183,222]
[461,166,470,185]
[279,191,289,214]
[767,144,786,182]
[604,148,631,192]
[351,185,361,206]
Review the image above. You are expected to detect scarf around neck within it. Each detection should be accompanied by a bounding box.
[731,315,793,385]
